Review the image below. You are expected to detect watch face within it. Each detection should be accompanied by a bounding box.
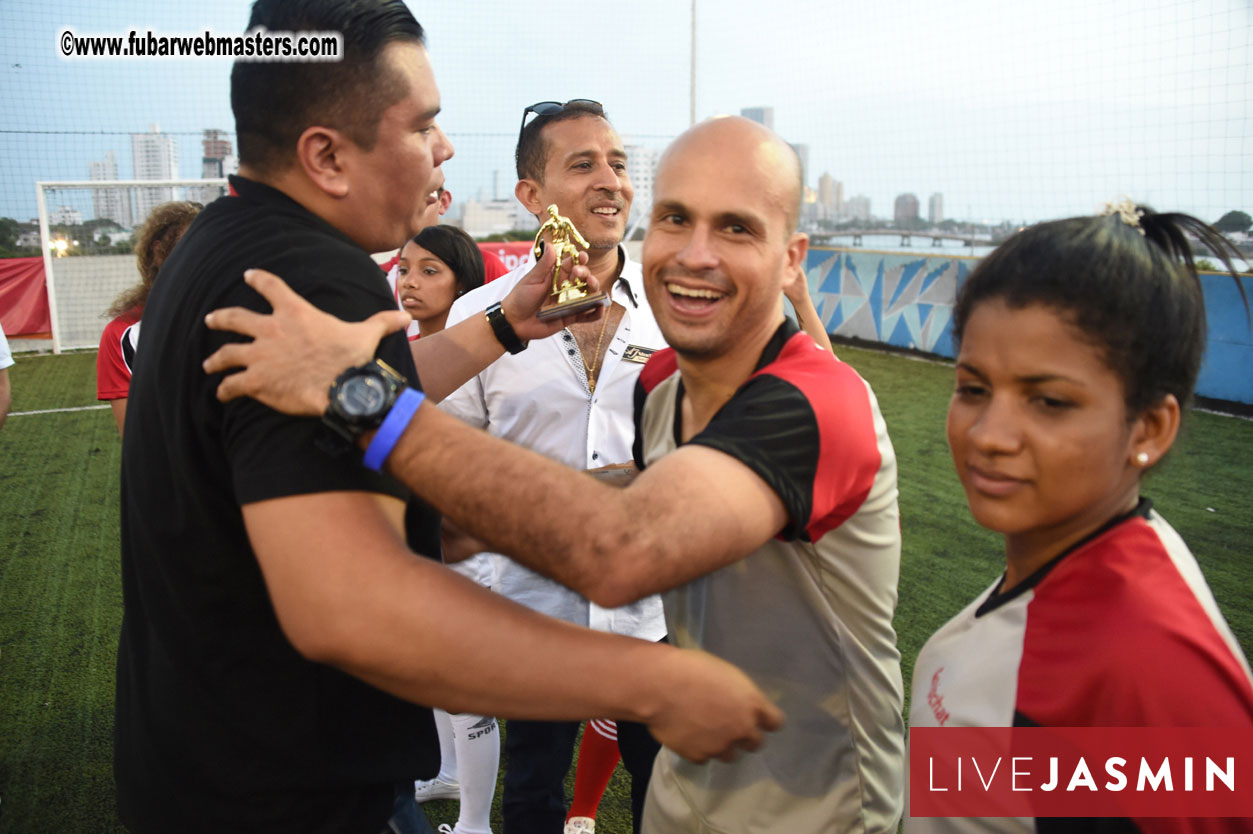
[338,375,388,418]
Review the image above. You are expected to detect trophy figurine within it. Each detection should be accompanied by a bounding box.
[534,204,608,320]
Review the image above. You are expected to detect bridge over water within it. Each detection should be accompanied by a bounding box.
[812,230,998,248]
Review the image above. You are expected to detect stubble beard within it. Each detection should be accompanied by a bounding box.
[585,232,623,251]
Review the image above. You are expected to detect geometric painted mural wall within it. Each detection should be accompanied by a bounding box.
[803,247,975,359]
[802,246,1253,405]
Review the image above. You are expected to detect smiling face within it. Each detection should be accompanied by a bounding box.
[396,240,458,328]
[518,115,632,251]
[642,118,805,361]
[946,299,1150,571]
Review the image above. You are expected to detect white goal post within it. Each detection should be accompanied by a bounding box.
[35,178,227,353]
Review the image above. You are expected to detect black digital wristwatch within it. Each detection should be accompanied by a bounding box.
[322,358,407,442]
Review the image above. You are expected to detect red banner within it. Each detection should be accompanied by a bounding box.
[0,257,51,337]
[478,241,534,274]
[910,726,1253,819]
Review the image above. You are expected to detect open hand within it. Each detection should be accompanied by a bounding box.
[647,649,784,764]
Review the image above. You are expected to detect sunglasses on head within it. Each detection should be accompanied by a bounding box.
[518,99,604,145]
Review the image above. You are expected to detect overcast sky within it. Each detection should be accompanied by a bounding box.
[2,0,1248,224]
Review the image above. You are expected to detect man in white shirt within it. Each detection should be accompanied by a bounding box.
[439,99,666,834]
[0,321,13,430]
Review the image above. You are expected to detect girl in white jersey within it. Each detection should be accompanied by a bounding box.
[397,225,497,834]
[907,202,1253,834]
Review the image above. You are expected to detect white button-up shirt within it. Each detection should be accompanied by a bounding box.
[0,322,13,370]
[439,247,667,641]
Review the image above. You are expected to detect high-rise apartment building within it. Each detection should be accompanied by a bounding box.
[740,106,774,130]
[190,128,234,204]
[51,205,83,225]
[200,128,232,178]
[928,192,944,224]
[817,172,843,217]
[845,195,871,222]
[894,193,920,224]
[89,150,133,228]
[624,143,661,230]
[460,198,537,239]
[131,124,179,225]
[789,143,809,191]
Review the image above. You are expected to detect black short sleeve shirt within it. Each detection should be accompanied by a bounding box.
[115,176,437,834]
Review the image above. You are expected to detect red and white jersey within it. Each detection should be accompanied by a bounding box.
[635,320,905,834]
[907,501,1253,834]
[97,308,142,401]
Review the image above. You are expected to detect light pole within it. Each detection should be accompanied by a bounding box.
[690,0,697,126]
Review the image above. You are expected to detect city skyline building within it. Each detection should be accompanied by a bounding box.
[800,196,821,228]
[624,143,662,228]
[789,142,809,190]
[50,205,83,225]
[928,192,943,224]
[817,171,843,217]
[191,128,234,204]
[200,128,232,178]
[88,149,133,228]
[894,192,920,224]
[845,195,871,222]
[130,123,179,226]
[740,106,774,130]
[460,197,538,239]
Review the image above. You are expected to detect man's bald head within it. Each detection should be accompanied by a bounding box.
[656,116,803,235]
[643,116,810,362]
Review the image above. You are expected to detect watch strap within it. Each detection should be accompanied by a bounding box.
[362,387,425,472]
[485,301,528,355]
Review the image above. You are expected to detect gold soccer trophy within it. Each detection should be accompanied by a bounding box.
[534,205,608,320]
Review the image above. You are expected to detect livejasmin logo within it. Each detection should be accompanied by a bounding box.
[910,727,1252,818]
[927,753,1235,793]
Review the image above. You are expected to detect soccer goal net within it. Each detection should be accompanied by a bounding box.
[34,178,226,353]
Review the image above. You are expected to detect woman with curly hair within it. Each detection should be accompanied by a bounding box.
[96,200,202,435]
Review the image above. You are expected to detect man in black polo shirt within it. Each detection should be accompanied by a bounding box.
[116,1,779,832]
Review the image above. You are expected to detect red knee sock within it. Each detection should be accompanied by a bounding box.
[567,719,621,821]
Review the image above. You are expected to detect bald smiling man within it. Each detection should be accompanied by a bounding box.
[203,117,906,833]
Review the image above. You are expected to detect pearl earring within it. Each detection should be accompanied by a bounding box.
[1135,452,1149,466]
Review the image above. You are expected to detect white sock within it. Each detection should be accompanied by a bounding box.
[432,708,457,783]
[449,712,499,834]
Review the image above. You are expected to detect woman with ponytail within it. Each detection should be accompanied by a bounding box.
[906,203,1253,833]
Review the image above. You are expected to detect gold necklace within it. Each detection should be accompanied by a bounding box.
[582,252,626,396]
[582,307,612,395]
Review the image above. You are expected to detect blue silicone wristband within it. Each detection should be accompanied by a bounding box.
[363,387,425,472]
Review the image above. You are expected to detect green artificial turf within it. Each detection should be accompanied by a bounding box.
[1,346,1249,833]
[0,352,125,832]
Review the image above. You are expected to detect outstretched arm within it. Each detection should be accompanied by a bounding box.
[245,488,782,762]
[202,270,791,601]
[378,405,789,608]
[408,241,600,399]
[109,398,127,437]
[203,242,602,408]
